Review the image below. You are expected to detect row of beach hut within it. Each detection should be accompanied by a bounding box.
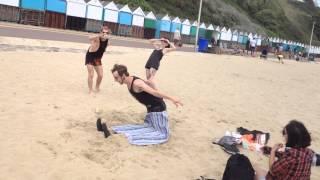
[0,0,261,44]
[0,0,319,54]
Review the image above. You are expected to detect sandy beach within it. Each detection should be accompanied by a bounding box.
[0,36,319,180]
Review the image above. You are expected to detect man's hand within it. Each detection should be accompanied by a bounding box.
[171,97,183,107]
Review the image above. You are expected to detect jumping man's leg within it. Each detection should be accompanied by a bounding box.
[145,68,157,90]
[94,65,103,92]
[87,64,95,94]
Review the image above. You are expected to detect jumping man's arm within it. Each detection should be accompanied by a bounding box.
[149,39,161,49]
[163,39,176,54]
[89,34,100,41]
[135,80,183,107]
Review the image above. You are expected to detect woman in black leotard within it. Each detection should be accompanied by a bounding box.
[145,38,176,89]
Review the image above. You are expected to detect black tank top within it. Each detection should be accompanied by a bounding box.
[129,76,166,112]
[86,39,108,61]
[148,49,164,63]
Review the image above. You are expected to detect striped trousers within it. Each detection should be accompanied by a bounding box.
[111,111,169,146]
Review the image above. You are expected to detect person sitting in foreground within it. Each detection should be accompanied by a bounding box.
[255,120,314,180]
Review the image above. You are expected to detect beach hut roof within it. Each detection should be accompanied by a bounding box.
[145,11,156,20]
[87,0,102,7]
[172,17,181,24]
[161,14,171,21]
[200,22,206,29]
[239,31,243,35]
[221,27,227,32]
[132,7,145,16]
[207,24,214,30]
[182,19,191,25]
[192,21,198,26]
[232,29,238,34]
[118,4,132,13]
[227,28,232,33]
[67,0,86,4]
[215,26,220,31]
[103,1,118,10]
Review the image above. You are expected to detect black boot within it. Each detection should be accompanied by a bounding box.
[96,118,103,132]
[101,123,111,138]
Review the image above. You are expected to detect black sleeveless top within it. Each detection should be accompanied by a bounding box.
[129,76,166,112]
[145,49,164,70]
[86,39,109,62]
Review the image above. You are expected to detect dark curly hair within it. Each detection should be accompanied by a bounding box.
[283,120,311,148]
[111,64,129,77]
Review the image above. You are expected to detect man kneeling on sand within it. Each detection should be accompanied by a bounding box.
[97,64,183,145]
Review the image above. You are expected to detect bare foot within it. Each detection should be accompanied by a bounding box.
[95,88,100,93]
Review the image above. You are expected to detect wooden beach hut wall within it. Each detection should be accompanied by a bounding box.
[181,19,191,44]
[156,14,171,39]
[170,17,182,40]
[253,33,261,46]
[44,0,66,29]
[205,24,214,40]
[238,31,244,44]
[0,0,20,22]
[270,37,276,47]
[85,0,103,32]
[220,27,229,41]
[232,29,239,42]
[243,32,249,44]
[226,28,232,41]
[117,4,133,37]
[19,0,45,26]
[143,11,156,39]
[199,22,206,38]
[189,21,197,44]
[66,0,87,31]
[103,1,119,35]
[256,35,262,46]
[131,7,145,38]
[214,26,221,40]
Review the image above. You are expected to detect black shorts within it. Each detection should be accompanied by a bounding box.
[145,59,160,70]
[85,58,102,66]
[147,103,166,113]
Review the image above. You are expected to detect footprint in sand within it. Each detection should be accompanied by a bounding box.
[60,132,72,143]
[217,119,228,124]
[37,140,57,158]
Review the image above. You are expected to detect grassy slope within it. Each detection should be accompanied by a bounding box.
[109,0,318,42]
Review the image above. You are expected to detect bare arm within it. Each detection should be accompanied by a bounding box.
[269,143,283,169]
[135,79,183,107]
[149,39,161,49]
[163,39,176,54]
[89,34,100,41]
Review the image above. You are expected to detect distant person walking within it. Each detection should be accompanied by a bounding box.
[250,38,257,56]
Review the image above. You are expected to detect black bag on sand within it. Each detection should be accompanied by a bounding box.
[222,154,255,180]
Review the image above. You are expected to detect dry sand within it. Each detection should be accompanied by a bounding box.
[0,36,319,180]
